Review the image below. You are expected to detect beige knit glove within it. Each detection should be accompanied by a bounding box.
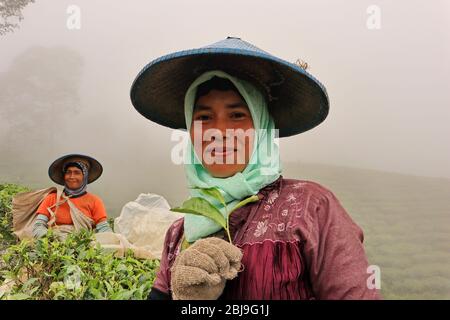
[170,237,243,300]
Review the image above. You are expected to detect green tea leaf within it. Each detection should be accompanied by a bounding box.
[111,289,136,300]
[230,195,260,214]
[8,293,31,300]
[192,187,226,208]
[181,237,191,251]
[171,197,226,229]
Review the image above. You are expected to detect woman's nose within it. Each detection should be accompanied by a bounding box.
[213,119,231,137]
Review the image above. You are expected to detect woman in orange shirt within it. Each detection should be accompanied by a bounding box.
[33,154,112,238]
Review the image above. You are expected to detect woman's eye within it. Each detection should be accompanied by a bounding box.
[65,172,82,176]
[194,114,211,121]
[230,112,246,119]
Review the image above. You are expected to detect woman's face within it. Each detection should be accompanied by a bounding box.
[190,89,254,178]
[64,166,84,189]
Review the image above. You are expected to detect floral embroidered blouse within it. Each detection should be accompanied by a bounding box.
[151,176,382,300]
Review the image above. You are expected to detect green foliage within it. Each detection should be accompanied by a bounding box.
[0,183,30,247]
[0,0,35,36]
[172,187,260,244]
[0,229,159,300]
[230,195,259,212]
[348,183,450,300]
[192,186,226,208]
[172,197,227,229]
[0,183,159,300]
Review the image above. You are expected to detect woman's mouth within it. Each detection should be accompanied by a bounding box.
[210,147,236,157]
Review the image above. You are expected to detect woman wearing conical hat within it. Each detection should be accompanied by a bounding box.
[131,37,381,300]
[33,154,112,238]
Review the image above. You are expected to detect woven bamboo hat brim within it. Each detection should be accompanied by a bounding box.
[130,37,329,138]
[48,154,103,186]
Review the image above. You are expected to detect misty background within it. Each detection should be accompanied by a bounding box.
[1,0,449,298]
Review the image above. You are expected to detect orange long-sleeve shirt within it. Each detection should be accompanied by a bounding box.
[36,191,107,226]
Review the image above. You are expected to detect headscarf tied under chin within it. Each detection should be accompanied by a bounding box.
[183,70,282,243]
[62,161,89,197]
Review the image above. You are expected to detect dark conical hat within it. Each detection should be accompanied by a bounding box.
[48,154,103,186]
[130,37,329,137]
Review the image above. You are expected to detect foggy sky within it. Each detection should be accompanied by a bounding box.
[1,0,449,184]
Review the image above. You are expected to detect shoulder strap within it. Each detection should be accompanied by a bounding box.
[46,190,94,230]
[66,197,95,230]
[47,188,66,227]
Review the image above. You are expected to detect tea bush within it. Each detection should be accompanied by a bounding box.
[0,183,159,300]
[0,229,159,300]
[0,183,30,247]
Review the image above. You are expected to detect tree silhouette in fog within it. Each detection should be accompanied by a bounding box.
[0,0,35,35]
[0,46,83,161]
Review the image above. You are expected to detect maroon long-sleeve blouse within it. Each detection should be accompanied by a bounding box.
[152,176,382,300]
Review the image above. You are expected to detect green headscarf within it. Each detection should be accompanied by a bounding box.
[183,70,281,242]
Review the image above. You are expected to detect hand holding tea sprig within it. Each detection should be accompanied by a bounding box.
[169,187,259,300]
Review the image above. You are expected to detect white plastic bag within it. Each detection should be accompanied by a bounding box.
[114,193,183,260]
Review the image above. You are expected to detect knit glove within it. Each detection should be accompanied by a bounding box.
[95,220,113,233]
[32,214,49,239]
[170,237,243,300]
